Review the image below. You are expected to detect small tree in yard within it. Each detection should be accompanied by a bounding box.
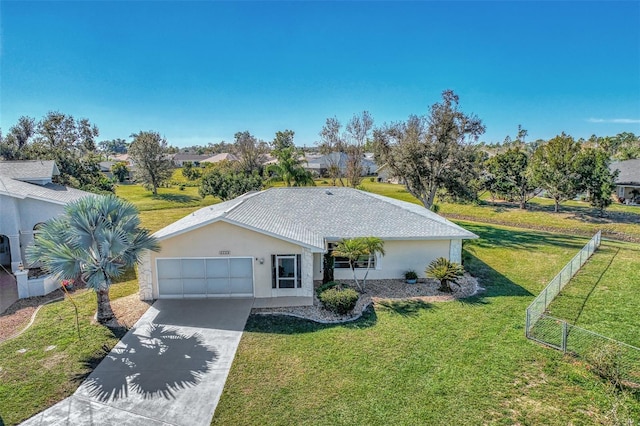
[111,161,129,183]
[128,131,173,195]
[426,257,465,292]
[577,148,618,217]
[331,237,384,292]
[27,195,159,325]
[529,133,582,212]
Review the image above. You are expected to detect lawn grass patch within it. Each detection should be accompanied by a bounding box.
[0,274,139,425]
[358,181,640,242]
[546,240,640,347]
[213,223,640,425]
[115,183,218,211]
[138,206,204,233]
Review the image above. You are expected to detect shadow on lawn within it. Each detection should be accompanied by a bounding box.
[152,193,200,204]
[462,252,533,300]
[247,305,377,334]
[462,222,587,252]
[376,299,434,317]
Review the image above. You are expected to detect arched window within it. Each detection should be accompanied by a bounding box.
[33,223,46,241]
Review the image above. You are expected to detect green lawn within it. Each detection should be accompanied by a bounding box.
[546,240,640,347]
[115,183,217,212]
[3,180,640,424]
[358,181,640,242]
[213,223,640,425]
[0,206,186,425]
[0,273,139,425]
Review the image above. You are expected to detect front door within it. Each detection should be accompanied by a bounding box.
[0,236,10,266]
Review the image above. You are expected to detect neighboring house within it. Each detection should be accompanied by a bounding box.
[611,159,640,205]
[0,160,93,305]
[110,153,130,163]
[304,152,376,177]
[99,161,135,181]
[172,154,211,167]
[138,187,477,308]
[375,163,403,184]
[201,153,239,164]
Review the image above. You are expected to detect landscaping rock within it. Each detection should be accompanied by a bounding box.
[253,274,481,323]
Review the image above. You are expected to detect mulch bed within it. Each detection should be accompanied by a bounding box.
[0,289,68,342]
[0,283,153,342]
[253,274,482,323]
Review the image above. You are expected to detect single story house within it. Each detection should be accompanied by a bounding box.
[0,160,93,308]
[304,152,377,177]
[138,187,478,307]
[611,159,640,205]
[171,154,211,167]
[201,153,238,164]
[99,160,135,181]
[375,163,403,184]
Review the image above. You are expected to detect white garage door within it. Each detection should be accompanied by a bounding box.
[157,257,253,298]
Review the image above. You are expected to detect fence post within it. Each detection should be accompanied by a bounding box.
[562,321,568,353]
[525,310,530,337]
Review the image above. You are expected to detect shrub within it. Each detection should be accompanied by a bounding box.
[369,177,375,182]
[426,257,465,292]
[316,280,339,297]
[404,270,418,280]
[587,343,627,388]
[319,287,359,315]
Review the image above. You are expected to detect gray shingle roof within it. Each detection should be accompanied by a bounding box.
[0,175,93,204]
[0,160,59,180]
[611,159,640,185]
[154,187,478,250]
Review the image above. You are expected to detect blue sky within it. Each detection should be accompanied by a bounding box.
[1,1,639,147]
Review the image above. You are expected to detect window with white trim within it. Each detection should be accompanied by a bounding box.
[271,254,302,288]
[327,242,376,269]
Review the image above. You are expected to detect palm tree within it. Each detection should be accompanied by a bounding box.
[266,146,315,187]
[331,237,384,292]
[361,237,385,291]
[331,238,367,292]
[27,195,159,324]
[426,257,465,292]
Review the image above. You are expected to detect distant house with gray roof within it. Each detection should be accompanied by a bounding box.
[138,187,477,307]
[304,152,377,177]
[171,154,211,167]
[611,159,640,204]
[0,160,94,309]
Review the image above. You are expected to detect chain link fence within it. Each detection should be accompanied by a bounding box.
[525,231,640,387]
[526,231,601,333]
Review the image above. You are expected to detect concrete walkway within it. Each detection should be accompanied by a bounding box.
[22,298,254,426]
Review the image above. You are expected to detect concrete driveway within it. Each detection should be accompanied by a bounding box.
[22,298,254,426]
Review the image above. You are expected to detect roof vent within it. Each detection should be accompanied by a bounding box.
[325,190,332,195]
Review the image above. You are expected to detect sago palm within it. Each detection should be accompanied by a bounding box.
[27,194,159,324]
[426,257,465,292]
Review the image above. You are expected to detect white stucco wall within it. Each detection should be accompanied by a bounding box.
[146,220,314,302]
[0,194,66,271]
[313,239,452,281]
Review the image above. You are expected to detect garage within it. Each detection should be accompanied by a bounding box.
[156,257,253,298]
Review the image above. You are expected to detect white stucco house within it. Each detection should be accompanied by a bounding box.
[611,159,640,205]
[0,160,93,306]
[138,187,477,308]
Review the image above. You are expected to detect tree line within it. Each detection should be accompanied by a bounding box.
[2,96,637,216]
